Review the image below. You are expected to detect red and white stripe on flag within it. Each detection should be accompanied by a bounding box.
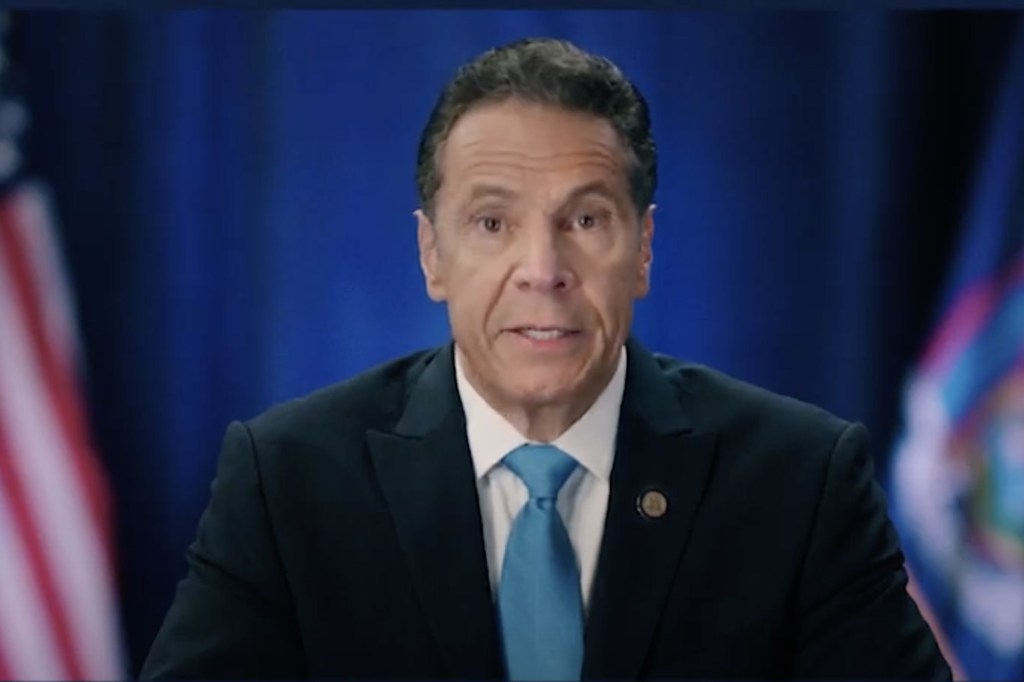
[0,182,124,680]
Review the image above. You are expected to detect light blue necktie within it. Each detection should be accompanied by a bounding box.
[497,444,584,681]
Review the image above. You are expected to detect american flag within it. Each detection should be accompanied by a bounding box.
[0,13,124,681]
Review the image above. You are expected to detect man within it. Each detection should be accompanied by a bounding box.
[142,38,951,680]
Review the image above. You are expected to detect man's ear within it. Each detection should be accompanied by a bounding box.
[416,209,447,302]
[634,204,655,298]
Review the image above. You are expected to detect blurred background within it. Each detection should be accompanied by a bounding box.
[0,9,1022,681]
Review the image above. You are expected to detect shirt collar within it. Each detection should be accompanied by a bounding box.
[455,345,627,482]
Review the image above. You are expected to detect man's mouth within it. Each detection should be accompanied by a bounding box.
[513,327,580,340]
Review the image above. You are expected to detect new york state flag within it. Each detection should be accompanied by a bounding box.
[890,19,1024,682]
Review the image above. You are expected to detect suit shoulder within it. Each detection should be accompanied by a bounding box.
[653,353,856,449]
[241,346,440,447]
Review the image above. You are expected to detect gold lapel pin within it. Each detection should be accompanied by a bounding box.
[637,489,668,520]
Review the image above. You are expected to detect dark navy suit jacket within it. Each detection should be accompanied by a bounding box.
[141,338,951,680]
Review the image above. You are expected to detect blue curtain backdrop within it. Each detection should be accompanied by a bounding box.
[10,9,1023,675]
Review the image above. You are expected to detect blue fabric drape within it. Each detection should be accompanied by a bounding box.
[13,10,1023,675]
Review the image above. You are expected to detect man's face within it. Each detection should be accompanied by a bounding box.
[417,99,654,417]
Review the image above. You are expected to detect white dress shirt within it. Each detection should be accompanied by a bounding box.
[454,346,627,612]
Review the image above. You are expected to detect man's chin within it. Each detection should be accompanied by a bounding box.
[504,376,586,409]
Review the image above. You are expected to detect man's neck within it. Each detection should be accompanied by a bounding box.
[454,347,618,443]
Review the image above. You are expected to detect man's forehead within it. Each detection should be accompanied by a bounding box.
[457,176,625,204]
[451,153,626,184]
[441,100,629,169]
[437,158,630,210]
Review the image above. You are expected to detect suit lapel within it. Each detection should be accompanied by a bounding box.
[583,339,719,680]
[364,339,716,680]
[366,344,503,680]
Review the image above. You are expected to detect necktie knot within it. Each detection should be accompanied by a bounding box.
[503,444,577,500]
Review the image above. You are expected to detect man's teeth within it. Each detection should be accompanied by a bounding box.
[520,328,569,340]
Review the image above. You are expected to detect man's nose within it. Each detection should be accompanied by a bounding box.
[511,221,572,292]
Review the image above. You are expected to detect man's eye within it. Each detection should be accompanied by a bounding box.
[476,216,503,233]
[575,212,606,229]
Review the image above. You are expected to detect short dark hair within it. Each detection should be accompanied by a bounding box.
[415,38,657,219]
